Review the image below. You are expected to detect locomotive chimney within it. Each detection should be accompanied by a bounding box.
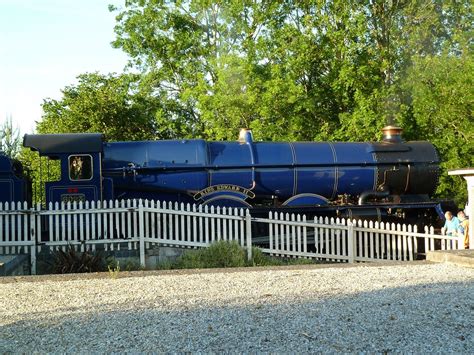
[382,125,403,143]
[238,128,253,143]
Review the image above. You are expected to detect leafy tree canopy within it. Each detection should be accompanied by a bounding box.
[38,72,162,140]
[1,116,21,158]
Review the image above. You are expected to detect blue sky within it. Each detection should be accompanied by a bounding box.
[0,0,129,134]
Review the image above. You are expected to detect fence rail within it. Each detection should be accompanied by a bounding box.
[0,200,463,274]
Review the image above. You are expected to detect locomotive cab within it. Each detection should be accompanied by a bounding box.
[23,133,112,205]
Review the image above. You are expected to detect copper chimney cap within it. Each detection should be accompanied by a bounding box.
[382,125,403,143]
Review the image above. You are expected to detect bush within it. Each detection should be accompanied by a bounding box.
[177,240,246,269]
[51,245,105,274]
[160,241,315,270]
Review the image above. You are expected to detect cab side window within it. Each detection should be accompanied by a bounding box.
[69,155,92,181]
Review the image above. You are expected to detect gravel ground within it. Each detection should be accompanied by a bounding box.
[1,262,473,353]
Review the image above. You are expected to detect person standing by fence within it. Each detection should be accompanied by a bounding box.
[441,211,460,237]
[457,211,469,249]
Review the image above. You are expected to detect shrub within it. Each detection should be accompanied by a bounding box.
[51,245,105,274]
[160,241,315,270]
[177,240,246,269]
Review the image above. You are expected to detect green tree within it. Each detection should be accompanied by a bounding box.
[397,0,474,204]
[111,1,266,139]
[0,116,21,158]
[111,1,473,142]
[401,52,474,204]
[38,72,161,140]
[111,1,370,140]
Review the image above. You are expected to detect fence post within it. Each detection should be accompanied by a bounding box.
[348,221,355,263]
[245,210,252,262]
[138,199,145,268]
[29,206,37,275]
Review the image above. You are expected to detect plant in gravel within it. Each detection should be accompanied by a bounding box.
[51,245,105,274]
[108,260,120,279]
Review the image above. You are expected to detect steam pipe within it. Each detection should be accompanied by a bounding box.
[358,189,390,205]
[239,129,256,190]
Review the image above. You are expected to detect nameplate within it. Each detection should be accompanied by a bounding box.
[194,184,255,200]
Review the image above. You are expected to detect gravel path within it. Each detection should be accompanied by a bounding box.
[1,263,473,353]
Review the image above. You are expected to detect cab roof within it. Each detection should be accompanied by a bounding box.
[23,133,104,155]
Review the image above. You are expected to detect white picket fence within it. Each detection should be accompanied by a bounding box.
[0,200,464,274]
[258,212,462,262]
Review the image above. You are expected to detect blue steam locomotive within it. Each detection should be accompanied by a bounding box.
[0,126,446,222]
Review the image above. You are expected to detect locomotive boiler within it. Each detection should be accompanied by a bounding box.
[19,126,445,223]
